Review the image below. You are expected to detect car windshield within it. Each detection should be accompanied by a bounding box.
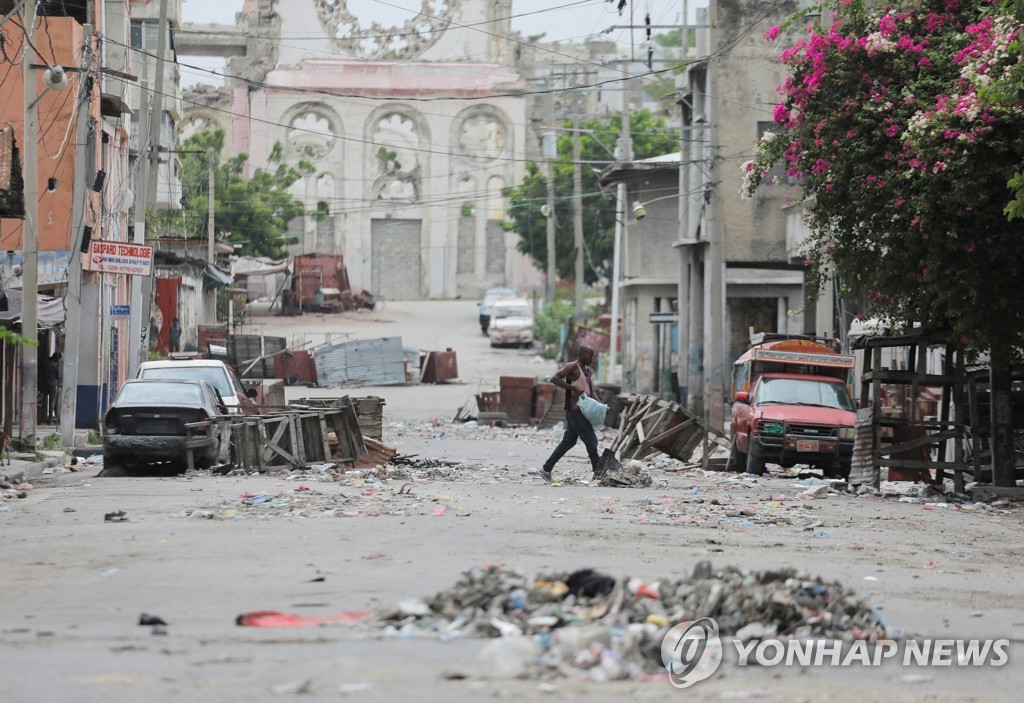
[141,367,231,397]
[483,289,516,307]
[118,382,204,405]
[753,377,855,411]
[494,306,530,319]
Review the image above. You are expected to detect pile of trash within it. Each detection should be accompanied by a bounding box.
[597,459,653,488]
[370,563,888,680]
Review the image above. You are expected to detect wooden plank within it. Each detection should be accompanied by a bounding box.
[877,429,960,457]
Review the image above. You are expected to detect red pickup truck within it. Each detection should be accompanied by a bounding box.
[727,337,856,478]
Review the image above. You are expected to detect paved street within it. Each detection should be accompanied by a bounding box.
[2,301,1022,702]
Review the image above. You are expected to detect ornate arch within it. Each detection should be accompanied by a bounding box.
[450,104,511,165]
[365,105,429,202]
[281,102,343,161]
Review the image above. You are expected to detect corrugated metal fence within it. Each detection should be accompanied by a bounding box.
[314,336,406,387]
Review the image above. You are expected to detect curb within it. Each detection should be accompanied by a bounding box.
[1,454,70,484]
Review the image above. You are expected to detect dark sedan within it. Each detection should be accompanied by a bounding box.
[103,379,229,473]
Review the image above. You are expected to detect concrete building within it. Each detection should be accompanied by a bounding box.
[175,0,537,301]
[601,0,809,423]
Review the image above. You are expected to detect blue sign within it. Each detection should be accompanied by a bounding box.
[110,304,130,317]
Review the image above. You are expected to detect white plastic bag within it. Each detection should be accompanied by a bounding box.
[578,392,608,429]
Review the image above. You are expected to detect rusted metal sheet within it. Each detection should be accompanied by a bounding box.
[500,376,536,424]
[275,349,318,386]
[354,437,397,468]
[573,325,611,354]
[314,336,405,387]
[476,392,500,414]
[532,382,555,420]
[197,324,228,356]
[422,349,458,383]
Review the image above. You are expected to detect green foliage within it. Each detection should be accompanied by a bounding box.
[42,433,61,450]
[503,110,677,285]
[164,129,310,259]
[86,429,102,445]
[533,297,576,348]
[746,0,1024,358]
[0,327,38,347]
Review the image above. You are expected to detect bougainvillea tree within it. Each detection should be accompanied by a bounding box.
[743,0,1024,359]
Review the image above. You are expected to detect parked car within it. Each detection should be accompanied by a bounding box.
[487,298,534,348]
[478,287,518,334]
[103,379,229,472]
[137,359,259,414]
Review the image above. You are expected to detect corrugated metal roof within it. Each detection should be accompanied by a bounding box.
[314,336,405,387]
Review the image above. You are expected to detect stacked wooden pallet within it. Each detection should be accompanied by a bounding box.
[608,394,730,463]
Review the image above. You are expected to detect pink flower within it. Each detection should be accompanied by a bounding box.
[885,124,900,137]
[773,103,791,126]
[894,198,906,207]
[762,26,781,42]
[879,15,897,37]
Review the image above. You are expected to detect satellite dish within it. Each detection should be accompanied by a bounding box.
[42,66,68,92]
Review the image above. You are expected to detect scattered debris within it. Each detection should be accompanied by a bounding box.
[104,510,128,523]
[365,564,887,681]
[598,460,652,488]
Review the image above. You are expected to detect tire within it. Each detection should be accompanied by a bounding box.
[746,440,766,476]
[726,440,747,472]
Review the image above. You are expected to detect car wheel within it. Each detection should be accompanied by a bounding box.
[726,441,747,472]
[101,452,129,477]
[746,441,766,476]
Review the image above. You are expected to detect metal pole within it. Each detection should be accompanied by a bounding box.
[572,116,584,321]
[20,0,38,444]
[128,79,149,375]
[60,24,92,446]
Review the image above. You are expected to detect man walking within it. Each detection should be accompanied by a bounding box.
[540,345,600,482]
[169,317,182,353]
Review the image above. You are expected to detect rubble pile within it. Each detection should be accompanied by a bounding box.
[177,486,463,520]
[370,564,888,680]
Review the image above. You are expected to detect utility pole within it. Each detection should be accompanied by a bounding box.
[207,147,215,265]
[704,6,725,431]
[572,116,584,321]
[128,79,149,377]
[608,94,633,383]
[137,0,170,366]
[543,130,556,305]
[20,0,38,445]
[60,24,93,447]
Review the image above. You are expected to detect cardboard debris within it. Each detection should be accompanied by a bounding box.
[354,437,398,468]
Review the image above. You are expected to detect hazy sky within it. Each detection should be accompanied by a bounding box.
[178,0,701,86]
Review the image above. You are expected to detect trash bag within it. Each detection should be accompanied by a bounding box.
[578,392,607,429]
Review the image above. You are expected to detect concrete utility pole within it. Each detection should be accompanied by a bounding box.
[138,0,170,366]
[572,116,584,321]
[704,9,725,431]
[207,147,215,265]
[20,0,38,444]
[543,131,556,305]
[60,24,92,447]
[608,97,633,383]
[129,79,150,375]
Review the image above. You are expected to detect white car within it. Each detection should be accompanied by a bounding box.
[137,359,259,415]
[488,299,534,348]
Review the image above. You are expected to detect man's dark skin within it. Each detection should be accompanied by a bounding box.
[540,345,600,482]
[550,345,595,410]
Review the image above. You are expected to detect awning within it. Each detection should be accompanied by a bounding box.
[0,290,66,329]
[203,265,234,289]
